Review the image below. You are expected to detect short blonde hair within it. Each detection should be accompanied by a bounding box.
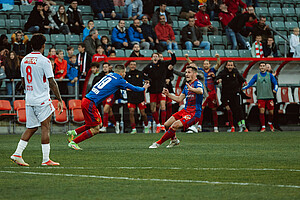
[293,27,299,32]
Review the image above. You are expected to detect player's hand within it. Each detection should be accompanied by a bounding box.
[186,83,193,91]
[273,89,277,93]
[162,88,169,96]
[168,65,173,70]
[143,82,150,89]
[167,50,173,54]
[216,79,222,84]
[166,79,170,84]
[185,54,189,58]
[57,100,63,115]
[215,53,220,58]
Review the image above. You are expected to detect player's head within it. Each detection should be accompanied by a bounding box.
[203,59,211,70]
[30,33,46,52]
[102,62,110,73]
[90,62,100,74]
[70,55,76,64]
[57,49,64,59]
[78,43,85,53]
[151,52,160,63]
[67,46,74,56]
[128,60,137,71]
[259,62,266,73]
[225,60,235,72]
[266,63,272,72]
[114,64,126,78]
[185,65,197,83]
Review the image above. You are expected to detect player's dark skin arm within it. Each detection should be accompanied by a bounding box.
[48,77,63,114]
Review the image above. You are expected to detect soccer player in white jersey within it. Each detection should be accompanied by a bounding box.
[10,33,63,166]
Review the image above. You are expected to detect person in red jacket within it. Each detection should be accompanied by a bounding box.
[54,49,68,95]
[224,0,247,16]
[155,15,178,50]
[195,3,218,35]
[92,45,108,63]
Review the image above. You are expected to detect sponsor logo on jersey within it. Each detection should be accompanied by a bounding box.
[24,57,37,64]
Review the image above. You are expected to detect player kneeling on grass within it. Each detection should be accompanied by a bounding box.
[11,33,63,166]
[149,66,204,148]
[67,64,150,150]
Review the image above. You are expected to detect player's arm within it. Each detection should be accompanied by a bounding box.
[270,73,278,93]
[242,74,257,90]
[164,50,177,66]
[163,88,185,103]
[185,54,192,64]
[214,53,221,70]
[121,79,148,92]
[186,82,203,94]
[49,77,63,114]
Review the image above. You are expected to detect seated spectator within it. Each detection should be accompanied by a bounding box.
[84,28,101,57]
[47,47,57,59]
[245,0,259,7]
[140,15,159,50]
[113,0,125,6]
[4,51,20,100]
[263,37,278,58]
[90,0,121,20]
[124,0,144,20]
[206,0,222,21]
[128,19,150,49]
[92,45,108,62]
[67,1,85,35]
[43,2,59,34]
[181,17,210,50]
[21,0,29,5]
[65,0,90,5]
[224,0,247,16]
[111,20,132,49]
[152,2,173,27]
[251,35,264,58]
[83,20,101,41]
[289,27,300,57]
[0,34,11,51]
[101,36,115,56]
[252,16,272,43]
[53,5,71,35]
[179,0,199,20]
[24,2,50,34]
[12,31,28,59]
[109,50,116,57]
[29,0,56,5]
[77,43,92,79]
[64,46,74,64]
[155,15,178,51]
[195,3,218,35]
[67,55,79,96]
[130,43,144,57]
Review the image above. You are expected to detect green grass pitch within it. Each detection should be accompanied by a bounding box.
[0,131,299,200]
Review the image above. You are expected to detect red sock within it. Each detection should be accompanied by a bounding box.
[109,115,116,125]
[73,129,93,144]
[227,110,234,127]
[198,111,204,125]
[75,125,89,135]
[103,113,109,127]
[131,123,136,129]
[152,111,159,124]
[268,114,273,124]
[212,110,218,127]
[161,110,166,124]
[143,119,148,126]
[167,103,172,119]
[157,128,176,145]
[259,113,265,127]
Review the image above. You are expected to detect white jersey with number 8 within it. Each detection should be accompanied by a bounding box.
[21,51,54,106]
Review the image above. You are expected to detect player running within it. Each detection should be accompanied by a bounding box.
[242,62,278,132]
[149,65,204,148]
[11,33,63,166]
[67,65,150,150]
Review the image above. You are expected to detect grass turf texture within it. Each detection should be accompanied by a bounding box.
[0,131,299,200]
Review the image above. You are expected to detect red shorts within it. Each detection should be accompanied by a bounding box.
[166,96,172,104]
[202,92,218,109]
[102,94,115,107]
[150,93,166,104]
[81,98,102,126]
[258,99,274,110]
[172,109,199,129]
[127,101,147,110]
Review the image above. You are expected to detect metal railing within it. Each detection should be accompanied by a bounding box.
[269,26,290,58]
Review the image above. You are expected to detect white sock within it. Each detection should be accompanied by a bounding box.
[14,140,28,156]
[42,143,50,163]
[157,123,161,127]
[262,125,266,128]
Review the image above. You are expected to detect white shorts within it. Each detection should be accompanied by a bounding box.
[26,103,55,128]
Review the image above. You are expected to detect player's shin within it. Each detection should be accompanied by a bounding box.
[73,129,94,144]
[157,127,176,145]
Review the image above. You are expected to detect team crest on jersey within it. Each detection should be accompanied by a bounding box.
[96,117,101,122]
[183,115,191,120]
[107,98,111,102]
[24,57,37,64]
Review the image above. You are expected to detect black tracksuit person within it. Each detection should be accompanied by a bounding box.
[215,61,248,132]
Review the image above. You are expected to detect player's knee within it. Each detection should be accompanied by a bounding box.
[90,125,100,135]
[129,109,135,115]
[171,121,181,130]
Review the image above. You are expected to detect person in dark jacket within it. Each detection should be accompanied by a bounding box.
[12,31,27,58]
[152,2,173,27]
[181,17,210,50]
[252,16,273,43]
[90,0,121,20]
[53,5,71,35]
[130,43,144,57]
[24,2,50,34]
[215,60,248,132]
[0,34,11,52]
[140,15,159,50]
[128,19,150,49]
[67,1,85,35]
[83,28,101,57]
[179,0,199,20]
[207,0,222,21]
[111,20,132,49]
[263,36,278,58]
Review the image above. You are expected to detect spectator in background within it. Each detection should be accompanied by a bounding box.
[87,62,100,92]
[179,0,199,20]
[109,50,116,57]
[54,50,68,82]
[130,43,144,57]
[12,31,28,59]
[65,0,90,5]
[84,28,101,57]
[142,0,155,18]
[251,35,264,58]
[49,57,56,73]
[245,0,259,7]
[128,19,150,49]
[0,34,10,51]
[100,36,114,56]
[195,3,218,35]
[92,45,108,62]
[152,2,173,27]
[124,0,144,20]
[77,43,92,79]
[181,17,210,50]
[245,5,257,33]
[111,20,132,49]
[82,20,101,41]
[53,5,71,35]
[4,51,20,99]
[90,0,121,20]
[67,1,85,35]
[224,0,247,16]
[140,15,159,50]
[206,0,222,21]
[113,0,125,6]
[252,16,272,43]
[155,15,178,50]
[64,46,74,64]
[263,37,278,58]
[21,0,29,5]
[47,47,57,59]
[24,2,50,34]
[289,27,300,57]
[43,1,58,34]
[67,55,79,96]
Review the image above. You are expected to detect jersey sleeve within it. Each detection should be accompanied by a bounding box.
[44,58,54,78]
[181,85,188,96]
[20,60,25,78]
[195,80,203,89]
[242,74,257,90]
[119,78,145,92]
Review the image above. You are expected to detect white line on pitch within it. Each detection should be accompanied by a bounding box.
[0,170,299,189]
[5,166,300,172]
